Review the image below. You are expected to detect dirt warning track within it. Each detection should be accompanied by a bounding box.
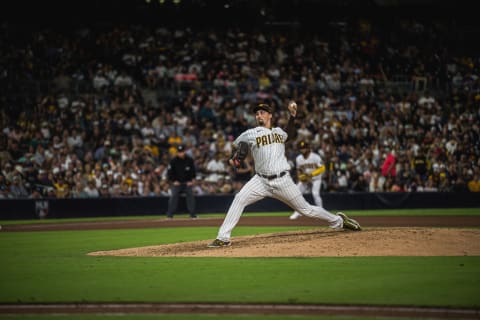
[0,303,479,319]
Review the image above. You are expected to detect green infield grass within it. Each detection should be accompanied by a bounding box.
[1,207,479,226]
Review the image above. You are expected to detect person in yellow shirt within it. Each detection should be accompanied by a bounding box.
[53,176,69,198]
[467,173,480,192]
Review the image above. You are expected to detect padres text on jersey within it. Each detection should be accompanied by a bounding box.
[256,132,284,147]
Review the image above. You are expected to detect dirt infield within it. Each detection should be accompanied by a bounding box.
[3,214,480,232]
[1,303,479,318]
[89,227,480,257]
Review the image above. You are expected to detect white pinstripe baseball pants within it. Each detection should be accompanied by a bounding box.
[291,179,323,218]
[216,173,342,241]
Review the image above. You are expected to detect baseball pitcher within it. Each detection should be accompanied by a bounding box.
[208,101,361,248]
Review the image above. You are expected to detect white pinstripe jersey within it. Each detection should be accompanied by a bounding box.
[234,126,291,176]
[296,152,323,181]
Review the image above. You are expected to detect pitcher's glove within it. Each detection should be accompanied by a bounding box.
[298,173,311,182]
[230,141,249,168]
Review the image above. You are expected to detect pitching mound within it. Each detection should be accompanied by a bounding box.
[88,227,480,257]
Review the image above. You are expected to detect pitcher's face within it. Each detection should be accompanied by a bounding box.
[255,110,272,128]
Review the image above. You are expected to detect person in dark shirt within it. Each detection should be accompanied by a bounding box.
[166,145,197,219]
[413,152,428,180]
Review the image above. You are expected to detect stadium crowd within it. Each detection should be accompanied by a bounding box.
[0,16,479,199]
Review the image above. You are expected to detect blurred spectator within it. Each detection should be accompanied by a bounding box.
[84,180,100,197]
[369,171,385,192]
[451,177,469,193]
[9,175,29,198]
[467,173,480,192]
[205,152,227,183]
[412,151,429,181]
[351,172,369,192]
[381,148,397,178]
[53,175,70,198]
[0,173,9,198]
[71,181,89,198]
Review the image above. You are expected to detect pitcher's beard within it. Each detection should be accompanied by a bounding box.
[257,119,264,126]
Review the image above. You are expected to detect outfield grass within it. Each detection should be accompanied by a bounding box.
[1,225,479,307]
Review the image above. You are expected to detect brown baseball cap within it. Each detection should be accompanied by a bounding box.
[253,103,273,114]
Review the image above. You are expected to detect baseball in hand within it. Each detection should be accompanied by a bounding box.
[288,101,297,116]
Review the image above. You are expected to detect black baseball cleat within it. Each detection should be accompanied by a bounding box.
[207,239,231,248]
[337,212,362,231]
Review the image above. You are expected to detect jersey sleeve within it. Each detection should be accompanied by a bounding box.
[234,130,250,146]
